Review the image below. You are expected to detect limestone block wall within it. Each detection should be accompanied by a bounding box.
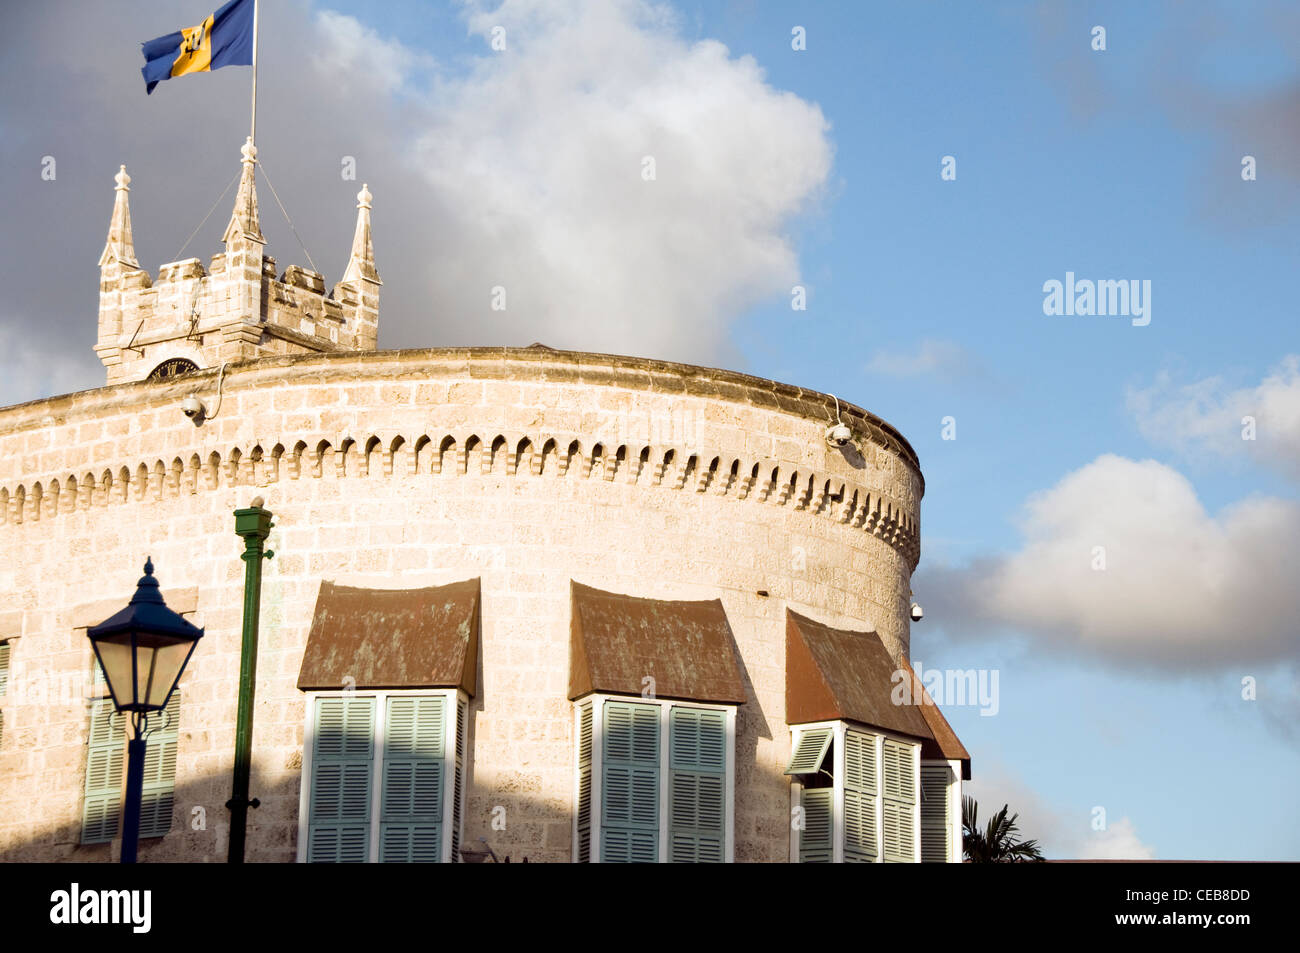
[99,255,359,386]
[0,347,923,862]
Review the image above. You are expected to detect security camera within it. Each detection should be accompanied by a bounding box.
[910,603,924,623]
[181,395,206,422]
[825,423,853,448]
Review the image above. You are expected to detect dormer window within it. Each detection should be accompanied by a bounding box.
[784,609,969,864]
[568,582,747,863]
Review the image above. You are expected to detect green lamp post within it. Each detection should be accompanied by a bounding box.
[87,558,203,864]
[227,497,273,863]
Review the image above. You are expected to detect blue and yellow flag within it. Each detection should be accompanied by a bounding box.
[141,0,255,94]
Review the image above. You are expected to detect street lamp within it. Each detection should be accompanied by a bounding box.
[87,557,203,863]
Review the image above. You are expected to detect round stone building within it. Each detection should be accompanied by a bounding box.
[0,143,968,863]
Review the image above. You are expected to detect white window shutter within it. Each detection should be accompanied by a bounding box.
[307,696,375,862]
[921,763,954,862]
[843,728,879,862]
[451,696,467,862]
[600,700,660,863]
[576,701,593,863]
[881,738,918,862]
[668,706,726,863]
[785,725,833,776]
[799,788,834,862]
[379,695,444,863]
[81,697,125,844]
[137,690,181,839]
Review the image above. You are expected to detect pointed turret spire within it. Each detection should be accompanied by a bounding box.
[99,165,139,269]
[222,137,264,245]
[341,183,380,283]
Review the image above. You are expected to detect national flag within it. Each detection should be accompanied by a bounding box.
[141,0,255,95]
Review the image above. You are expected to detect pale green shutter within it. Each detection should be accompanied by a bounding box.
[380,695,444,863]
[843,728,878,862]
[668,707,726,863]
[881,738,917,862]
[138,691,181,839]
[307,696,375,863]
[576,701,593,863]
[600,700,659,863]
[921,764,954,862]
[0,641,9,745]
[81,697,124,844]
[799,788,833,863]
[451,697,466,862]
[785,725,833,775]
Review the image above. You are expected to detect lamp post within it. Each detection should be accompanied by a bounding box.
[227,497,273,863]
[87,558,203,863]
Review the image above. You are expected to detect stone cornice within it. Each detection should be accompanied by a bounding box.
[0,346,924,485]
[0,348,924,568]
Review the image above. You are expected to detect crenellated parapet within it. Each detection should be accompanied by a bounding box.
[94,139,381,386]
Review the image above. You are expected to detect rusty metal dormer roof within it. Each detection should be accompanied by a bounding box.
[786,608,970,778]
[568,581,746,704]
[297,577,480,694]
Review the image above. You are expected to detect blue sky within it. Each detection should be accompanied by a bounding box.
[1,0,1297,859]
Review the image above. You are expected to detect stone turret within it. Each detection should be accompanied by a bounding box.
[335,184,381,351]
[94,166,149,374]
[94,139,381,385]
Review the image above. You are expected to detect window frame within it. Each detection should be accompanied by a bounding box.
[572,693,737,863]
[296,687,467,863]
[787,720,921,863]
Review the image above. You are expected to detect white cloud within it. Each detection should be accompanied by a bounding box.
[1076,817,1157,860]
[1127,356,1300,481]
[865,338,984,379]
[314,11,435,95]
[922,454,1300,669]
[967,760,1158,860]
[386,0,833,361]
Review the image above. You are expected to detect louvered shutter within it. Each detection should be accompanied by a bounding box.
[138,691,181,839]
[881,738,917,862]
[921,763,954,862]
[81,697,125,844]
[380,695,445,862]
[600,700,659,863]
[576,702,593,863]
[0,642,9,745]
[843,728,878,862]
[450,696,467,862]
[785,725,833,775]
[307,695,375,863]
[799,788,833,862]
[668,707,726,863]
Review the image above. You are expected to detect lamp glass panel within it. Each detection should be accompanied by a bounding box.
[143,641,194,708]
[94,638,138,708]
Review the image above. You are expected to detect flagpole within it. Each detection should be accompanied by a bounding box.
[249,0,259,147]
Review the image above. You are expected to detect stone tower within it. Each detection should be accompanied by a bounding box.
[94,138,381,385]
